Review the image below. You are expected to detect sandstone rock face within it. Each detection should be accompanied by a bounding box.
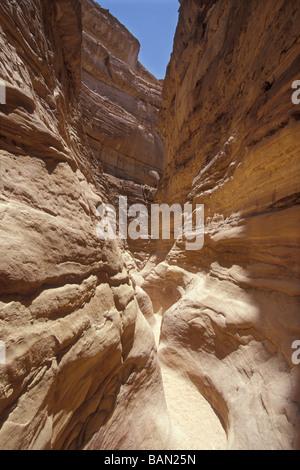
[81,0,165,186]
[1,0,299,452]
[145,0,300,450]
[0,0,170,450]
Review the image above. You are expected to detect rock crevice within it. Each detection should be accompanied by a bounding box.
[0,0,299,451]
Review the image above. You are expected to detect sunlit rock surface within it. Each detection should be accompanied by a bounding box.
[81,0,165,186]
[144,0,300,450]
[0,0,170,450]
[0,0,299,452]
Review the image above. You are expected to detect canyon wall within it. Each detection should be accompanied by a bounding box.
[142,0,300,450]
[0,0,170,450]
[1,0,299,452]
[81,0,165,186]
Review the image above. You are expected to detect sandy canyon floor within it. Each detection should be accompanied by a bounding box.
[152,314,227,450]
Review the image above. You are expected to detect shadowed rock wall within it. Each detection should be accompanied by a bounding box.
[142,0,300,450]
[81,0,165,186]
[0,0,170,450]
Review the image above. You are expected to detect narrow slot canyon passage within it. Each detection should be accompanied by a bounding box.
[152,314,228,450]
[0,0,299,451]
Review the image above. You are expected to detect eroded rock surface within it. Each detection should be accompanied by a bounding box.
[143,0,300,450]
[81,0,165,186]
[1,0,299,452]
[0,0,170,450]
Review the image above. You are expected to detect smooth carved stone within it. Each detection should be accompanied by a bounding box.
[0,0,170,451]
[154,0,300,451]
[81,0,165,186]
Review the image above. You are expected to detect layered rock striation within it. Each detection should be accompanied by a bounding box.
[0,0,170,450]
[1,0,299,452]
[81,0,165,186]
[142,0,300,450]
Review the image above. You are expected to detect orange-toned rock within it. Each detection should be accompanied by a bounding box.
[150,0,300,450]
[1,0,299,452]
[0,0,169,451]
[81,0,165,186]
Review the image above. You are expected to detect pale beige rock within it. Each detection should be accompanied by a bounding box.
[1,0,299,453]
[152,0,300,450]
[81,0,165,186]
[153,314,227,450]
[135,285,155,326]
[0,0,170,451]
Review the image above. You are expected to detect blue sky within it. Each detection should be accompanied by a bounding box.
[95,0,180,79]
